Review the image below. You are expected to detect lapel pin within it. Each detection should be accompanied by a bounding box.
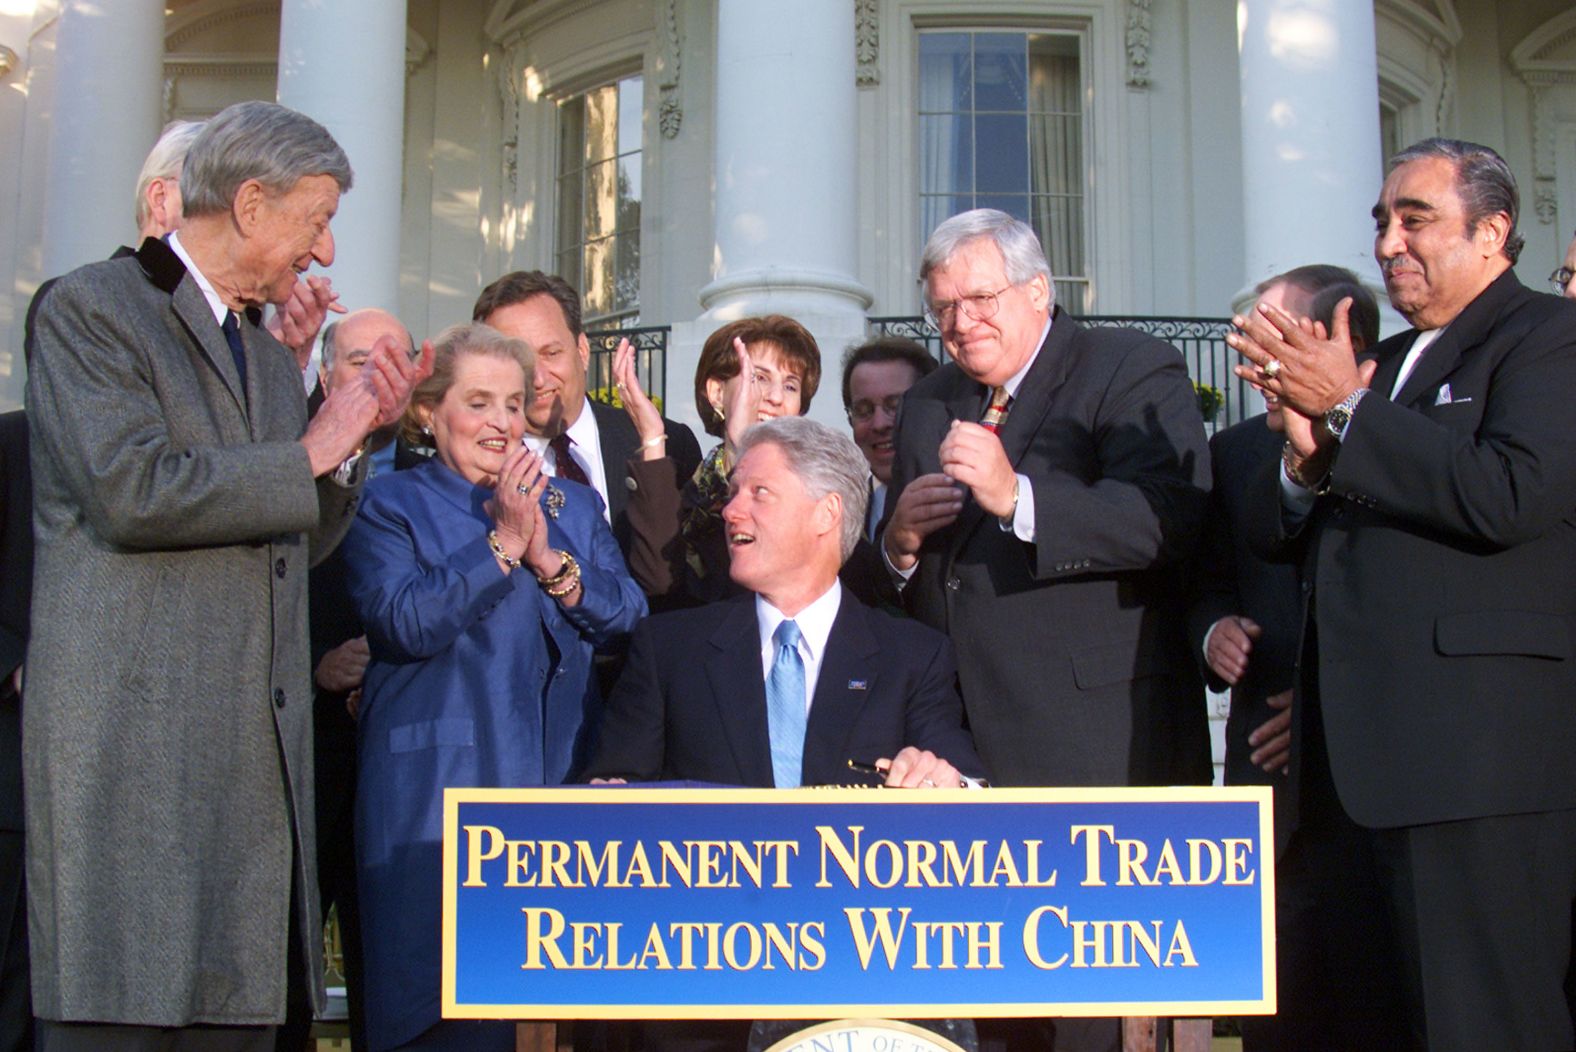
[848,679,868,691]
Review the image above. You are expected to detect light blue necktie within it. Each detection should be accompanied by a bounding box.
[766,620,807,788]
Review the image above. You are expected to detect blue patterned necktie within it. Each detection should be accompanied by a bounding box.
[766,619,807,788]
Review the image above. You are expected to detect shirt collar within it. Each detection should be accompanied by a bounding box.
[565,395,600,449]
[166,231,229,326]
[755,580,843,663]
[999,314,1053,398]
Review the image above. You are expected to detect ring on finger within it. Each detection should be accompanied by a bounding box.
[516,483,531,496]
[1263,359,1283,379]
[921,777,937,787]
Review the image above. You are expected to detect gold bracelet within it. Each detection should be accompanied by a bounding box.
[487,530,521,571]
[537,550,579,589]
[545,563,582,598]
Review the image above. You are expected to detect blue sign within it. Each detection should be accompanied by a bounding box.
[442,787,1274,1019]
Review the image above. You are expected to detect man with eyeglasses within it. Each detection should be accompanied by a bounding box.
[881,206,1212,1052]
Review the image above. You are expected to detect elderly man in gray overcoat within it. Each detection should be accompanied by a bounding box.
[24,101,429,1051]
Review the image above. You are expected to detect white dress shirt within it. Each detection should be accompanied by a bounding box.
[525,396,612,523]
[754,581,843,716]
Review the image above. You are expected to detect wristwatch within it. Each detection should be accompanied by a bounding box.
[1324,387,1370,443]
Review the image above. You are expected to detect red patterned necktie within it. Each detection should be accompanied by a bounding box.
[549,432,590,486]
[980,386,1012,433]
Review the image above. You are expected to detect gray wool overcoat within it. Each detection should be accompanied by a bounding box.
[23,236,361,1025]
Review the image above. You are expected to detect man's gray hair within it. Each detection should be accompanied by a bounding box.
[1390,137,1524,265]
[134,120,206,230]
[736,416,870,565]
[181,101,353,218]
[920,208,1053,293]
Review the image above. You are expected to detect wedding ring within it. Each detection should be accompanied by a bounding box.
[516,483,530,495]
[1263,359,1282,379]
[921,778,937,787]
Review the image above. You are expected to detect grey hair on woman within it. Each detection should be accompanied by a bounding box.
[399,323,536,448]
[736,416,870,564]
[180,101,353,217]
[919,208,1053,293]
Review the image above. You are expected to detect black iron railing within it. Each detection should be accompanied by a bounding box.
[867,315,1253,430]
[585,325,671,412]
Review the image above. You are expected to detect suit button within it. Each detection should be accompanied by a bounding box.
[273,687,287,709]
[945,577,960,591]
[1301,580,1313,596]
[274,558,287,578]
[625,476,639,491]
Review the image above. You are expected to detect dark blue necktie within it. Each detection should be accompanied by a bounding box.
[221,309,248,400]
[766,620,807,788]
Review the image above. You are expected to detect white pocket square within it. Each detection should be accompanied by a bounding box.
[1434,384,1471,406]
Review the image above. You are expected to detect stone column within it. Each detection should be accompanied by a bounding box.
[41,0,164,276]
[277,0,408,315]
[1236,0,1388,316]
[681,0,870,431]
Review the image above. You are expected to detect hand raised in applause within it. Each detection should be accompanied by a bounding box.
[882,473,964,572]
[301,333,434,476]
[613,338,667,462]
[1228,298,1373,430]
[268,275,346,370]
[486,445,550,572]
[722,338,762,459]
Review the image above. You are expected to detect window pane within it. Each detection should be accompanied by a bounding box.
[615,233,640,314]
[618,77,644,154]
[1033,194,1083,279]
[977,194,1030,225]
[919,114,973,193]
[584,84,617,164]
[617,154,642,230]
[973,33,1026,111]
[1029,114,1082,197]
[975,113,1027,192]
[918,32,971,112]
[583,158,618,239]
[582,236,614,318]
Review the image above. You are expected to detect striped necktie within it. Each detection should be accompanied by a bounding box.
[549,432,590,486]
[980,385,1011,432]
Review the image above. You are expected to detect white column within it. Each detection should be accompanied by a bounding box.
[699,0,870,322]
[684,0,871,432]
[41,0,163,277]
[1235,0,1387,312]
[277,0,407,315]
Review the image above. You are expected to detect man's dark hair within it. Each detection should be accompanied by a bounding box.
[839,337,938,409]
[1309,281,1381,352]
[1389,137,1524,265]
[472,270,583,337]
[1254,264,1359,299]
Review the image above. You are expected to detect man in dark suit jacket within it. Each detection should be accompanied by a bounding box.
[0,410,32,1052]
[472,270,702,590]
[587,415,983,788]
[884,210,1212,792]
[1230,137,1576,1052]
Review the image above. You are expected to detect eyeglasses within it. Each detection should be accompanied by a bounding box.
[923,284,1016,330]
[847,395,903,423]
[1550,267,1574,296]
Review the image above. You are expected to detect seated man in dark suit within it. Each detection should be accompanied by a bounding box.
[587,414,983,789]
[587,415,983,1052]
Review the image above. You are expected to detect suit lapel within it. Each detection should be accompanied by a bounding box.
[702,603,774,786]
[803,597,878,782]
[137,237,248,417]
[1390,270,1520,409]
[591,400,635,524]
